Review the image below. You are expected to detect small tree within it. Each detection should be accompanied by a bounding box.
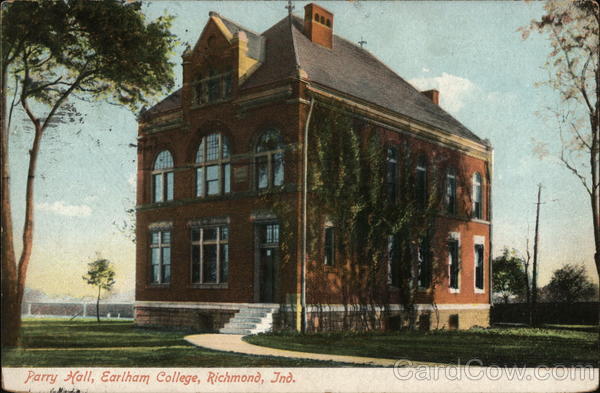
[493,248,528,304]
[1,0,176,347]
[546,263,596,303]
[82,259,116,322]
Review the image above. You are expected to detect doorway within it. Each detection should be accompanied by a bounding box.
[256,223,279,303]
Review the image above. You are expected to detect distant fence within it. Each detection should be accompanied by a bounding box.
[21,301,134,319]
[491,302,599,325]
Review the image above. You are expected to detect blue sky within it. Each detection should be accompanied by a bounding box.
[8,1,597,299]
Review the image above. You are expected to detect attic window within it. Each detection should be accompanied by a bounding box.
[326,19,331,27]
[192,71,233,106]
[320,15,325,24]
[207,35,216,48]
[315,13,319,21]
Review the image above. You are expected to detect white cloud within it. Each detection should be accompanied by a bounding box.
[37,201,92,217]
[128,173,136,187]
[421,67,430,73]
[408,72,477,114]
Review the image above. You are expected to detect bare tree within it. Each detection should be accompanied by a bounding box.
[521,0,599,280]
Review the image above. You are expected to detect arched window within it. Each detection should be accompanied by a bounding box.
[320,15,325,24]
[472,172,482,219]
[416,155,428,208]
[255,129,285,190]
[446,167,457,215]
[152,150,174,203]
[195,133,231,197]
[326,19,331,27]
[386,147,398,201]
[315,13,320,22]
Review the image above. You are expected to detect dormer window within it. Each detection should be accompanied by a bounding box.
[192,70,233,106]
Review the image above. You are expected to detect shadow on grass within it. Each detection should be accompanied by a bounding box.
[244,327,600,367]
[1,320,355,367]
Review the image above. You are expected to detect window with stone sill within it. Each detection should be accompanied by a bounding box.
[474,243,485,291]
[195,133,231,197]
[416,155,428,209]
[191,226,229,284]
[255,128,285,190]
[417,238,432,289]
[472,172,483,219]
[152,150,174,203]
[448,239,460,291]
[192,71,233,106]
[150,230,171,284]
[386,146,398,202]
[324,227,335,266]
[446,167,457,215]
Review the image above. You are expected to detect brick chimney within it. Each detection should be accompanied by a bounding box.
[304,3,333,49]
[422,89,440,105]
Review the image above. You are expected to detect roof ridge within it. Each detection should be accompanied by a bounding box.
[215,12,262,38]
[332,34,479,141]
[288,16,301,71]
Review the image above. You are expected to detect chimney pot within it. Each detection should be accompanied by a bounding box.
[422,89,440,105]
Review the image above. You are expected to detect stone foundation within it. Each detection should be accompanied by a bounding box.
[278,305,490,332]
[135,303,489,332]
[135,306,237,332]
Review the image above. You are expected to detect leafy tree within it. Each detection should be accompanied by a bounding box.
[520,0,599,281]
[493,248,528,304]
[545,263,596,303]
[1,0,176,347]
[82,259,116,322]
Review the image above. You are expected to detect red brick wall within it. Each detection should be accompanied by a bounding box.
[136,38,491,309]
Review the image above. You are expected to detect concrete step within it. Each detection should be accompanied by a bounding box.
[231,316,264,323]
[220,327,253,335]
[223,322,258,329]
[219,306,276,335]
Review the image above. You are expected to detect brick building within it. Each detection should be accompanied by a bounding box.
[135,3,493,333]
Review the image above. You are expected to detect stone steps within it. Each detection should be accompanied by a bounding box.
[219,305,277,335]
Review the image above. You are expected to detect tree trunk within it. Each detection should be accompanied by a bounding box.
[1,93,45,348]
[1,66,21,348]
[96,286,101,322]
[531,184,542,326]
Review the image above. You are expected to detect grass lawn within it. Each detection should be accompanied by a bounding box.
[245,327,599,367]
[1,319,349,367]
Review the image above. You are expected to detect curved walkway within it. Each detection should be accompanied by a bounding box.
[184,334,441,367]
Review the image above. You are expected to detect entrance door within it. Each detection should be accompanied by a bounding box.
[257,223,279,303]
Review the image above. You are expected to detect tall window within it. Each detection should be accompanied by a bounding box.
[191,226,229,284]
[195,133,231,197]
[192,70,233,105]
[472,172,482,219]
[255,129,284,190]
[324,227,335,266]
[448,239,460,291]
[387,235,400,287]
[416,155,428,209]
[386,147,398,201]
[446,168,457,215]
[150,231,171,284]
[152,151,174,203]
[474,243,485,291]
[418,239,431,289]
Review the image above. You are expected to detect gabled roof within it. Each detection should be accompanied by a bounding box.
[218,14,264,61]
[145,12,483,144]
